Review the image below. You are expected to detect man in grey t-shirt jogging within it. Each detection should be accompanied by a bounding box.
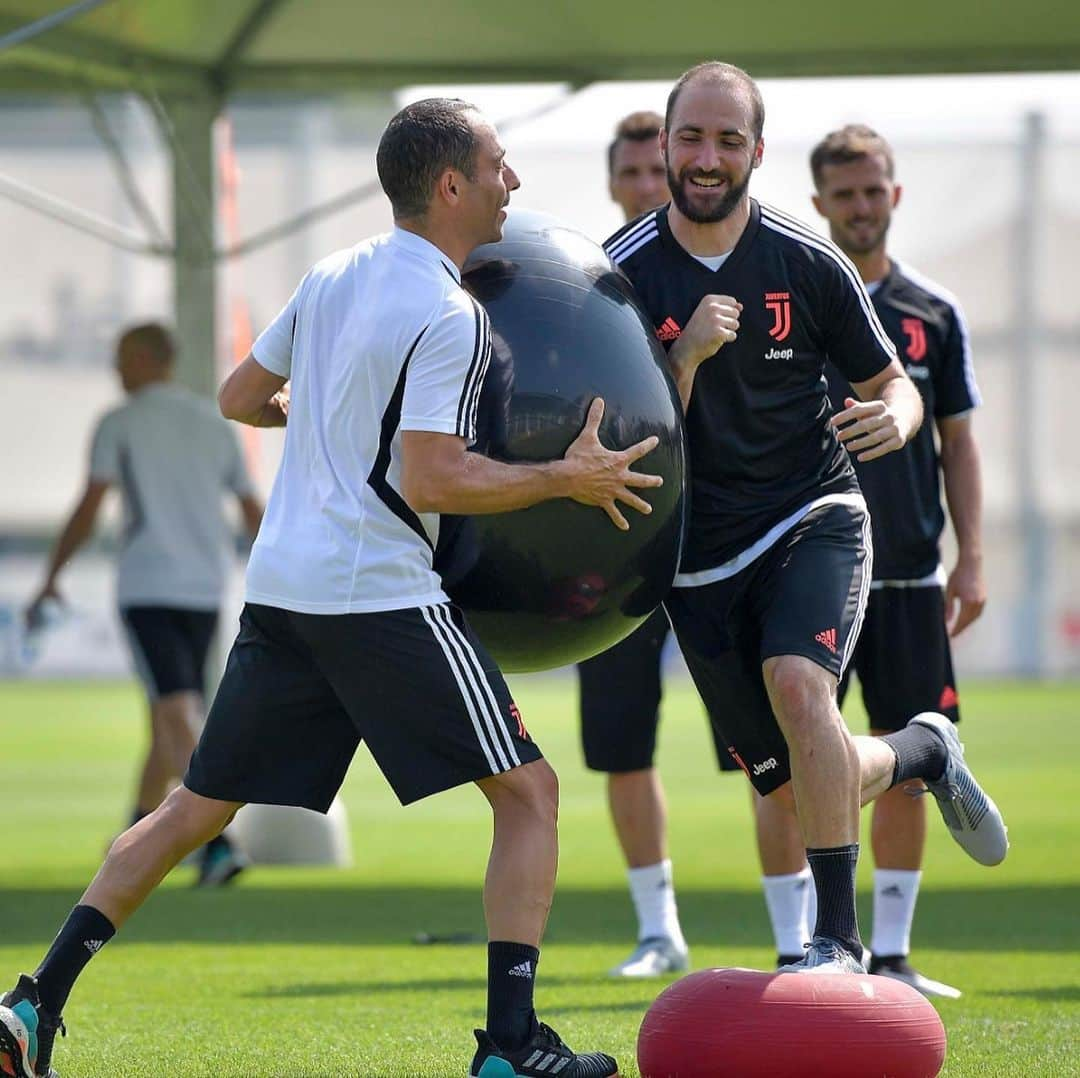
[27,322,263,886]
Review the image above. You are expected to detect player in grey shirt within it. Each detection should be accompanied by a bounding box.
[27,323,263,885]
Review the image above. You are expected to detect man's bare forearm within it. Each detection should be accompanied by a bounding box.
[233,393,288,428]
[941,427,983,562]
[879,373,924,443]
[411,453,572,515]
[44,496,99,586]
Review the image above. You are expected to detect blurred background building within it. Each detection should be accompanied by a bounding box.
[1,73,1077,677]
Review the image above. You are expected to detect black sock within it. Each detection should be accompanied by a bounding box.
[34,905,116,1015]
[806,845,861,958]
[881,725,947,786]
[486,941,539,1050]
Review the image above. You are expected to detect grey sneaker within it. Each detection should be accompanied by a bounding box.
[608,936,689,978]
[779,936,866,974]
[909,711,1009,866]
[869,954,962,1000]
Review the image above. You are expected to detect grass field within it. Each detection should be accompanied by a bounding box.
[1,677,1078,1077]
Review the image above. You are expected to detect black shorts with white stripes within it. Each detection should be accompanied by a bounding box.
[119,605,218,699]
[664,501,871,795]
[184,602,540,811]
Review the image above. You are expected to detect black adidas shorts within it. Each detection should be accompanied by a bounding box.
[665,501,870,796]
[577,607,738,773]
[119,605,218,699]
[184,602,541,811]
[839,584,960,732]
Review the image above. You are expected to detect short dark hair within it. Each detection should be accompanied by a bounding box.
[665,61,765,143]
[120,322,174,363]
[607,109,663,175]
[810,124,895,189]
[376,98,481,219]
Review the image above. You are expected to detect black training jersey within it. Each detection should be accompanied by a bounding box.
[825,261,980,581]
[605,200,896,573]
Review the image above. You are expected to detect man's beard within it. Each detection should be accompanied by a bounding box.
[667,163,752,223]
[837,217,890,256]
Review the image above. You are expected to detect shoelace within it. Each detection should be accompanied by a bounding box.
[533,1023,569,1053]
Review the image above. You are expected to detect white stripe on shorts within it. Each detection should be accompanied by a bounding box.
[839,503,874,677]
[420,605,518,773]
[431,604,520,769]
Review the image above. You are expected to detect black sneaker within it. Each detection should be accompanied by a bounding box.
[776,953,805,968]
[869,954,962,999]
[0,975,65,1078]
[470,1020,618,1077]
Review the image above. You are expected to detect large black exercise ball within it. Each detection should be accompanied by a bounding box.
[436,209,687,672]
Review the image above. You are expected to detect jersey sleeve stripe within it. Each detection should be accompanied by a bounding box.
[609,212,656,259]
[455,300,487,437]
[895,259,982,408]
[465,319,492,438]
[609,227,659,265]
[760,205,898,364]
[604,211,659,259]
[365,326,433,549]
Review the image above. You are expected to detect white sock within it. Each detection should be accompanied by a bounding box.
[871,869,922,957]
[628,859,686,949]
[762,867,814,956]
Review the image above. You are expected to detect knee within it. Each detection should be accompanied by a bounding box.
[491,759,559,827]
[764,657,836,737]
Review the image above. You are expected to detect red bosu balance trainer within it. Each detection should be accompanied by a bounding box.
[637,967,947,1078]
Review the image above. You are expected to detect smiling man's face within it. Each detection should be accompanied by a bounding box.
[662,77,762,224]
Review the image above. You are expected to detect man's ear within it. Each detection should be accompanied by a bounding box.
[435,167,459,207]
[752,137,764,170]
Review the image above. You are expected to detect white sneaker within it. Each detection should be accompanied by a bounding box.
[608,936,689,978]
[909,711,1009,866]
[778,936,866,974]
[870,955,962,999]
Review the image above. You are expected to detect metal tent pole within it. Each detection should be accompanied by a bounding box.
[158,92,221,397]
[1014,110,1050,676]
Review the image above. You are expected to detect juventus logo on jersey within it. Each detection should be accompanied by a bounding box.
[902,317,927,361]
[765,291,792,342]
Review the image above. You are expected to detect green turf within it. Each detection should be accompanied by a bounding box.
[1,677,1077,1076]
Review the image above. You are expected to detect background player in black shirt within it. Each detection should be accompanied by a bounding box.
[754,124,985,995]
[606,62,1007,974]
[579,111,693,978]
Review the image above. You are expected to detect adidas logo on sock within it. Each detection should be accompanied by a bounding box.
[508,961,534,979]
[84,939,105,954]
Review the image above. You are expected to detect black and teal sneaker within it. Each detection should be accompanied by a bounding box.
[196,837,248,888]
[0,975,64,1078]
[469,1021,618,1077]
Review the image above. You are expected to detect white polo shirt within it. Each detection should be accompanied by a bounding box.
[245,228,491,614]
[88,382,254,609]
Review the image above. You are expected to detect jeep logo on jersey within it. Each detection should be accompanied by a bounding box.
[765,291,792,342]
[902,317,927,361]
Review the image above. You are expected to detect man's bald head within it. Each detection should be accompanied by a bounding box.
[665,61,765,143]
